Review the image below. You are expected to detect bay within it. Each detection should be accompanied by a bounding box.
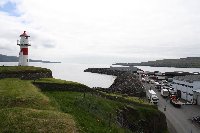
[0,62,116,88]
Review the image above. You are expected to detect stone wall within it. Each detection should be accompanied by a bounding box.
[0,71,52,80]
[33,82,90,92]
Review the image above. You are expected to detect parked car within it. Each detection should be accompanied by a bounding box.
[192,116,200,124]
[161,89,169,98]
[168,88,176,95]
[141,78,146,83]
[155,84,161,91]
[150,80,155,84]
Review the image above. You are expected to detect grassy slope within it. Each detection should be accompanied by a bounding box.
[43,87,165,133]
[44,91,131,133]
[34,78,81,84]
[35,78,89,88]
[0,76,167,132]
[39,78,167,133]
[0,78,77,133]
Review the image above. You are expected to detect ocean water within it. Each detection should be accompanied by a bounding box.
[1,62,200,88]
[0,62,116,88]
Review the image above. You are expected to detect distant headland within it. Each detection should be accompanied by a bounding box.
[114,57,200,68]
[0,54,61,63]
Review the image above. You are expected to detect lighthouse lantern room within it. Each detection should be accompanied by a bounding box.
[17,31,31,66]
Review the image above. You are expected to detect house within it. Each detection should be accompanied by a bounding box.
[171,75,200,103]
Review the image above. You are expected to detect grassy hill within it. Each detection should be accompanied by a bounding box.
[115,57,200,68]
[0,66,168,132]
[34,78,167,133]
[0,78,77,132]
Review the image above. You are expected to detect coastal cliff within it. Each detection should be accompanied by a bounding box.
[114,57,200,68]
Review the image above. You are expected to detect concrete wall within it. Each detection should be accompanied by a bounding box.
[193,91,200,105]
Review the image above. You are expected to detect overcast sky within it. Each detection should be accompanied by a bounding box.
[0,0,200,64]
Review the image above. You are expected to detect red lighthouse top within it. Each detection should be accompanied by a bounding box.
[20,31,30,37]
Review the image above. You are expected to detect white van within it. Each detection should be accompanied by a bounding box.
[161,89,169,98]
[147,90,159,104]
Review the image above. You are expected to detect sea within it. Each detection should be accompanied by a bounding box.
[0,62,116,88]
[1,62,200,88]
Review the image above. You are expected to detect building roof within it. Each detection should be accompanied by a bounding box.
[20,31,30,37]
[193,89,200,93]
[173,75,200,82]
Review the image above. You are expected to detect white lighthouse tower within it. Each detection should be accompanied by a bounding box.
[17,31,31,66]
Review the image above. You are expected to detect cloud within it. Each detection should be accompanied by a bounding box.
[1,0,200,63]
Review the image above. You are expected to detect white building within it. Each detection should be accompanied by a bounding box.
[17,31,31,66]
[193,89,200,105]
[171,75,200,103]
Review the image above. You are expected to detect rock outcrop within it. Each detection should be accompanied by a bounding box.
[109,72,146,97]
[117,106,167,133]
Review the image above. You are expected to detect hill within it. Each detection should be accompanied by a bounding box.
[0,78,77,132]
[114,57,200,68]
[0,54,61,63]
[0,66,168,132]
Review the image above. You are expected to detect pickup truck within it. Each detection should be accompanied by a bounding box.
[170,95,182,108]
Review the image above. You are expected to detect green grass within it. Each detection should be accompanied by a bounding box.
[0,77,167,132]
[44,91,131,133]
[100,92,150,105]
[0,78,77,132]
[0,66,51,74]
[43,90,165,133]
[0,107,77,133]
[35,78,88,87]
[0,78,54,110]
[96,91,157,110]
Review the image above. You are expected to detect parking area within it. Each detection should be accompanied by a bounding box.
[143,77,200,133]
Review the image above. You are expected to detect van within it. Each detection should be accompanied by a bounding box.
[147,90,159,104]
[161,89,169,98]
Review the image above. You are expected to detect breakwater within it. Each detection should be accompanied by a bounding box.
[84,68,124,76]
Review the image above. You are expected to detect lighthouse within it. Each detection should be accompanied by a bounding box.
[17,31,31,66]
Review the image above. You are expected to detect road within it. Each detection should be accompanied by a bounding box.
[144,82,200,133]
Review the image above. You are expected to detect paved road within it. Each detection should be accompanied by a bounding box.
[144,82,200,133]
